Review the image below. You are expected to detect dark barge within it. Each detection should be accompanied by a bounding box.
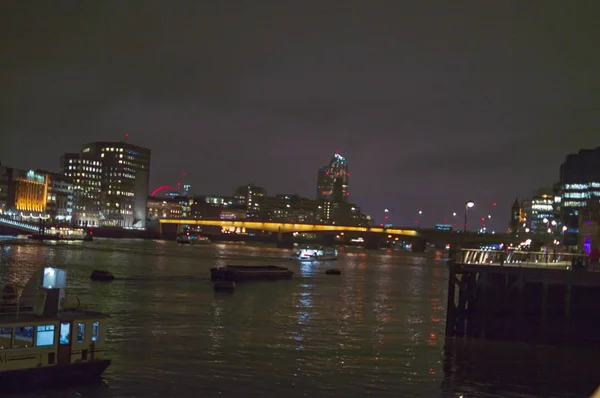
[210,265,294,282]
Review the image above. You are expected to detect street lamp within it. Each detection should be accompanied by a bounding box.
[464,201,475,233]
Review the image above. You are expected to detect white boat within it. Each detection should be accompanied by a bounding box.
[0,266,110,390]
[295,246,338,261]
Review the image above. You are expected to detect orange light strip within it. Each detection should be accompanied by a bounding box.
[158,219,419,236]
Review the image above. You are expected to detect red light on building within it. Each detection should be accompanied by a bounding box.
[493,202,497,206]
[182,172,187,176]
[346,173,350,176]
[322,191,326,195]
[380,223,384,227]
[481,217,485,221]
[125,132,129,138]
[325,171,329,175]
[346,192,349,196]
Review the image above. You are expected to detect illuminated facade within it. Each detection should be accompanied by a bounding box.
[0,166,48,218]
[520,187,561,234]
[39,170,74,223]
[62,141,151,229]
[560,147,600,246]
[147,197,183,219]
[61,152,102,227]
[15,170,47,213]
[316,152,349,202]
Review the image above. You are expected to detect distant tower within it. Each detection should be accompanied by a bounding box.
[509,198,521,233]
[316,152,349,202]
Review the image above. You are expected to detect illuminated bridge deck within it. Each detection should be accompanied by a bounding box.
[158,219,420,237]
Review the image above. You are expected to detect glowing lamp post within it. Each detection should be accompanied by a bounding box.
[464,201,475,233]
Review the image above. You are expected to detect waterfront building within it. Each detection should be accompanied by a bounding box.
[0,166,47,219]
[61,140,151,229]
[39,170,74,225]
[316,152,349,202]
[146,196,183,231]
[259,194,321,224]
[60,152,102,227]
[330,201,367,226]
[579,199,600,254]
[559,146,600,246]
[520,187,561,234]
[234,184,266,218]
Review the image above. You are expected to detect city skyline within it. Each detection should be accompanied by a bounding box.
[2,2,599,230]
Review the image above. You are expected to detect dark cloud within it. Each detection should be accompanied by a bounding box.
[1,0,599,230]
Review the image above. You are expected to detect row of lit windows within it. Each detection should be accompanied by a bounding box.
[0,322,99,350]
[106,190,134,197]
[564,183,600,190]
[68,159,101,166]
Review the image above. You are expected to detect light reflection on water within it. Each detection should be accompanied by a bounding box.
[0,240,598,397]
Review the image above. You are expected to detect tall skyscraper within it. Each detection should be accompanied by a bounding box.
[316,152,349,202]
[61,140,151,229]
[560,146,600,246]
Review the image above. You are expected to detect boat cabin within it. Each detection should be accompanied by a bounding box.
[0,267,109,374]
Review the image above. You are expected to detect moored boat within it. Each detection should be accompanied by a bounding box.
[294,246,338,261]
[0,266,111,390]
[177,233,211,245]
[210,265,294,282]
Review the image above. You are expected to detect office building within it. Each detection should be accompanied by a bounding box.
[60,152,103,227]
[559,146,600,246]
[234,184,266,218]
[62,140,151,229]
[259,194,321,224]
[521,187,561,234]
[316,152,349,202]
[0,166,47,217]
[39,170,74,224]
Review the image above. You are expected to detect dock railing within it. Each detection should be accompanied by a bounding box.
[453,248,591,270]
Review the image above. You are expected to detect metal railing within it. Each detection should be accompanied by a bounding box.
[454,249,592,270]
[0,216,38,232]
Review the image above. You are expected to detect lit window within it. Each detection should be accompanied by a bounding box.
[0,327,12,349]
[92,322,99,342]
[59,323,71,344]
[11,326,36,348]
[35,325,54,347]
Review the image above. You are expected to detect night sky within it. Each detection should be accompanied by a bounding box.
[1,1,598,230]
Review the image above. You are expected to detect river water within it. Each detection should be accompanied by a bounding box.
[0,239,598,397]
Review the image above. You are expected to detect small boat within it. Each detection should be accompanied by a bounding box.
[177,234,211,245]
[294,246,338,261]
[210,265,294,282]
[90,270,115,282]
[0,266,111,390]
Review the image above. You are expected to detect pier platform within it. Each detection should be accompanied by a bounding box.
[445,249,600,346]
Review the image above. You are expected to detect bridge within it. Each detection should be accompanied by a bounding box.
[0,216,39,234]
[158,219,419,237]
[158,218,525,250]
